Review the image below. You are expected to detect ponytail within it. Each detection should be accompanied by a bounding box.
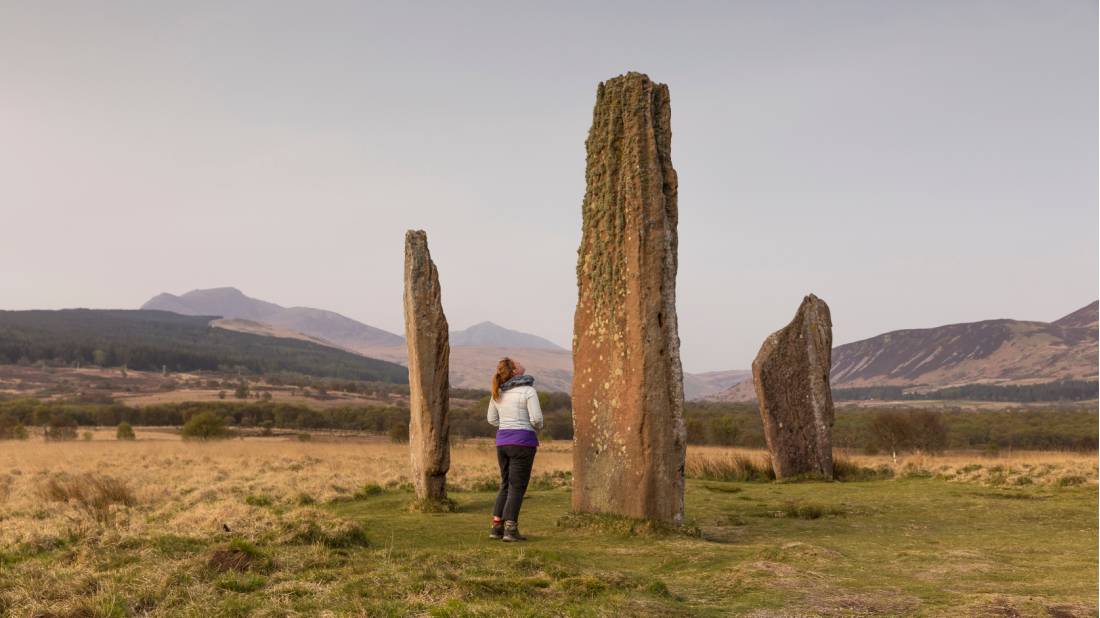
[491,357,516,401]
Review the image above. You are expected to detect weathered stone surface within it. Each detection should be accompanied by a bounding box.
[752,294,835,479]
[571,72,686,523]
[403,230,451,502]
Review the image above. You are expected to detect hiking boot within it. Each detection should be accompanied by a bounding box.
[489,522,504,540]
[502,521,526,542]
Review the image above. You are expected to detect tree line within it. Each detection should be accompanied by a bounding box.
[1,397,1094,452]
[0,309,408,383]
[832,380,1098,403]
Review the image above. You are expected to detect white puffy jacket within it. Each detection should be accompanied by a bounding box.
[487,385,544,431]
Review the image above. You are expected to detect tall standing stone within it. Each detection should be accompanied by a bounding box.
[572,72,686,523]
[752,294,835,479]
[403,230,451,504]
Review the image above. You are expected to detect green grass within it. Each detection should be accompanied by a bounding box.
[0,479,1095,616]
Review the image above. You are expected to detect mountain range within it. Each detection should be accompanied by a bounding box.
[143,288,404,348]
[142,288,1097,400]
[713,301,1098,401]
[142,288,749,398]
[143,288,565,351]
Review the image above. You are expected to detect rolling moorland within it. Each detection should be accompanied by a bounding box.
[0,299,1095,615]
[1,295,1097,405]
[0,434,1095,616]
[145,287,1099,401]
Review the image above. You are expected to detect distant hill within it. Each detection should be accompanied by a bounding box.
[143,288,573,352]
[142,288,404,349]
[831,301,1098,388]
[683,370,752,400]
[711,301,1099,402]
[449,321,566,351]
[355,342,746,397]
[0,309,408,383]
[143,287,747,397]
[1052,301,1099,329]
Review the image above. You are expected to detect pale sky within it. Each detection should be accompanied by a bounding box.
[1,1,1096,372]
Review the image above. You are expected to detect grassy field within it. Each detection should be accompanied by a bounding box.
[0,435,1095,616]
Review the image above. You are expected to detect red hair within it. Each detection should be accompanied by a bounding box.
[491,357,516,401]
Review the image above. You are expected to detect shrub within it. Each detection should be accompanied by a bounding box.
[1057,475,1087,487]
[234,382,250,399]
[869,410,947,455]
[82,431,93,441]
[388,423,409,443]
[181,412,231,440]
[116,421,136,440]
[0,413,29,440]
[354,483,384,499]
[38,473,136,525]
[44,415,78,441]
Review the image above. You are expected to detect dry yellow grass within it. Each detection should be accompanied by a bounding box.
[847,448,1099,485]
[0,435,1095,616]
[686,444,1097,485]
[2,434,1092,550]
[0,433,572,548]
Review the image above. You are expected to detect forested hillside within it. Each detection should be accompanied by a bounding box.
[0,310,408,383]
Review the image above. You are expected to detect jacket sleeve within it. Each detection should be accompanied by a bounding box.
[526,387,544,430]
[487,396,500,427]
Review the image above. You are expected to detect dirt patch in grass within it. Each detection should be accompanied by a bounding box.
[207,539,267,573]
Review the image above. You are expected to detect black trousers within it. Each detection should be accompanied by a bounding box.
[493,445,537,523]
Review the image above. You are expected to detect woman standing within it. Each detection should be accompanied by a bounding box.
[486,357,543,542]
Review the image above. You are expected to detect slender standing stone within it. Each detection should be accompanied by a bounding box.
[403,230,451,503]
[572,72,686,523]
[752,294,835,479]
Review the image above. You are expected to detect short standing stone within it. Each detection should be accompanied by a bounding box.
[403,230,451,503]
[571,72,687,523]
[752,294,835,479]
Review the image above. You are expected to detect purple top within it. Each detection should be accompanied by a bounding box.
[496,428,539,448]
